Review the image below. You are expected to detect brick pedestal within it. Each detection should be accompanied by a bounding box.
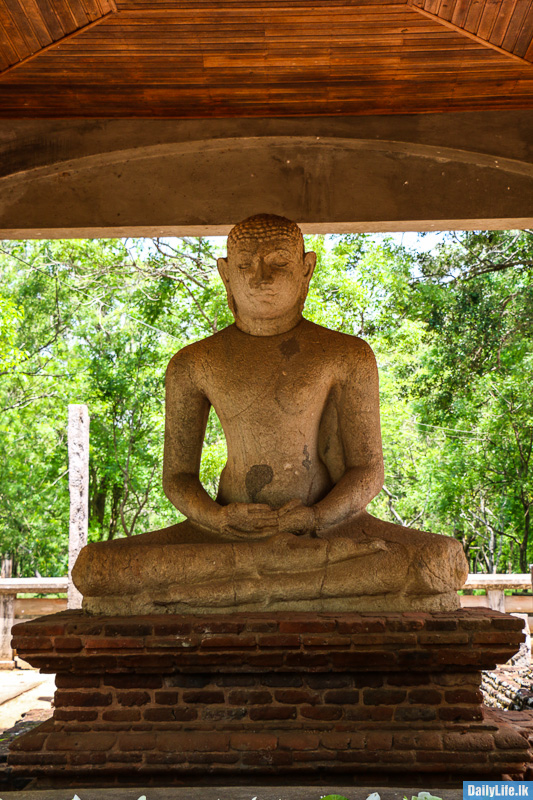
[8,609,532,784]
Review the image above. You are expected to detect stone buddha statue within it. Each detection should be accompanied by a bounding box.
[73,214,468,615]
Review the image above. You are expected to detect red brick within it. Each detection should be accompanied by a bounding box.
[118,732,157,751]
[366,731,393,751]
[302,636,351,648]
[144,636,198,649]
[84,636,144,650]
[70,752,107,765]
[435,649,482,666]
[292,751,336,763]
[54,637,83,651]
[300,705,341,720]
[54,709,99,722]
[397,650,433,668]
[394,731,443,750]
[435,672,481,686]
[200,634,256,649]
[257,635,301,648]
[363,689,406,705]
[321,732,364,750]
[117,691,150,707]
[494,729,529,750]
[193,619,246,634]
[337,750,381,763]
[417,751,487,765]
[157,731,230,752]
[173,707,198,721]
[264,674,303,687]
[152,621,192,635]
[216,675,256,686]
[16,621,67,636]
[387,673,430,686]
[418,633,469,645]
[492,616,525,630]
[12,636,53,651]
[278,733,320,750]
[103,674,162,689]
[395,706,437,722]
[146,753,186,764]
[182,690,224,704]
[306,674,351,689]
[249,706,296,721]
[143,708,174,721]
[243,653,285,668]
[155,691,179,705]
[408,688,442,704]
[439,707,483,721]
[331,651,396,669]
[425,618,458,631]
[245,620,278,633]
[284,653,330,668]
[10,752,68,765]
[55,674,100,688]
[229,690,272,705]
[10,732,48,751]
[324,689,359,704]
[345,706,394,721]
[337,618,386,634]
[188,752,240,764]
[104,622,152,637]
[443,732,494,752]
[108,752,143,763]
[102,709,141,722]
[274,689,319,705]
[279,620,336,633]
[231,732,278,751]
[54,690,112,707]
[167,674,211,688]
[242,751,293,766]
[444,689,482,704]
[473,632,523,644]
[46,732,116,751]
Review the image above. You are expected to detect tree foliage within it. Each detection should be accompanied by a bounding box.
[0,230,531,576]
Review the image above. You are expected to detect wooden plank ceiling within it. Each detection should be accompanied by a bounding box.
[0,0,532,116]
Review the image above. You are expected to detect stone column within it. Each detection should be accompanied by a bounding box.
[68,405,90,609]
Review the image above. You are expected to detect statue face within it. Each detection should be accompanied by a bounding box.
[218,234,316,327]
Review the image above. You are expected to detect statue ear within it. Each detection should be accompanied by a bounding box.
[303,251,317,279]
[217,257,229,285]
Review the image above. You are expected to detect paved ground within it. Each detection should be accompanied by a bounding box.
[0,674,55,734]
[0,672,49,710]
[0,787,464,800]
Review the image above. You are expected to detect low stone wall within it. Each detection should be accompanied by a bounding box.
[8,609,531,784]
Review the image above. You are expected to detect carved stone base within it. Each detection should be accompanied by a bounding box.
[8,609,532,783]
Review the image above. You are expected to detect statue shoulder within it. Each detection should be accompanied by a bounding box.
[165,326,234,382]
[306,321,377,364]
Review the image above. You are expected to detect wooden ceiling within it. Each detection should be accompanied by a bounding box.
[0,0,532,116]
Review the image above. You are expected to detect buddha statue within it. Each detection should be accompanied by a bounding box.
[73,214,468,614]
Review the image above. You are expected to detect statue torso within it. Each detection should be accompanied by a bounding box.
[188,319,363,508]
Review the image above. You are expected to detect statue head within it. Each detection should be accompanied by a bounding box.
[217,214,317,336]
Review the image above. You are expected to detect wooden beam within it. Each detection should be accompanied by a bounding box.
[0,7,116,77]
[408,0,533,64]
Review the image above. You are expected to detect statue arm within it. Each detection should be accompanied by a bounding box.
[314,338,384,530]
[162,349,221,530]
[163,348,278,537]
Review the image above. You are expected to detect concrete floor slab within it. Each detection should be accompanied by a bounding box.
[0,672,47,707]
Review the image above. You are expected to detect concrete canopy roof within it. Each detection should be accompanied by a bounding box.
[0,0,532,117]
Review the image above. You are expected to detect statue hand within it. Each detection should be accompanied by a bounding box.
[220,502,279,538]
[277,499,316,536]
